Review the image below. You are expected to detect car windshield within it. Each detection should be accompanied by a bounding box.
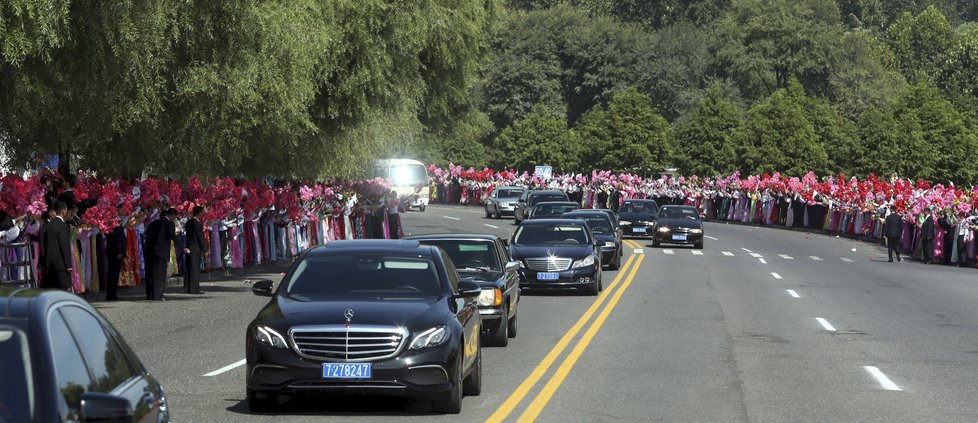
[0,327,33,422]
[529,194,567,205]
[285,253,441,297]
[621,202,657,214]
[421,240,500,272]
[570,216,613,234]
[514,224,590,246]
[532,204,578,217]
[496,188,524,198]
[660,207,699,220]
[389,164,428,187]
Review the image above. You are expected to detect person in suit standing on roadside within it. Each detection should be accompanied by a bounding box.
[105,204,128,301]
[144,208,177,301]
[883,206,903,263]
[39,202,73,291]
[183,206,206,294]
[920,208,936,264]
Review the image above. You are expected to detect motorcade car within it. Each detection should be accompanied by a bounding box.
[652,205,705,249]
[618,199,659,238]
[484,186,526,219]
[508,219,603,295]
[406,234,521,347]
[373,159,430,211]
[527,201,580,220]
[514,190,570,224]
[0,287,171,423]
[561,210,623,270]
[246,240,483,414]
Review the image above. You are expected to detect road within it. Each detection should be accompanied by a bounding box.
[95,204,978,422]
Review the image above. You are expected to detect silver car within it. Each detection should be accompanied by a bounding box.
[485,186,526,219]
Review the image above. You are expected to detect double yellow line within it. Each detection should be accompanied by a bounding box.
[487,239,646,422]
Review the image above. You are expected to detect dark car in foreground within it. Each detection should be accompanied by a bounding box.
[652,205,705,249]
[246,240,483,414]
[485,186,526,219]
[562,210,623,270]
[509,219,603,295]
[514,190,570,224]
[407,234,521,347]
[0,287,170,423]
[528,201,580,220]
[619,199,659,238]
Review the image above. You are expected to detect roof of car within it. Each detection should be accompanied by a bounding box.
[495,186,525,190]
[308,240,433,257]
[532,201,578,207]
[0,287,83,319]
[562,210,612,218]
[623,199,658,204]
[518,218,587,226]
[661,205,696,210]
[529,190,566,195]
[405,234,499,242]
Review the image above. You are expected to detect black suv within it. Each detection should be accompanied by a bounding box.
[0,287,170,423]
[514,190,571,224]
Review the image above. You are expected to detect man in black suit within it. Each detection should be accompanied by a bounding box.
[144,208,177,301]
[39,202,73,291]
[883,206,903,263]
[57,174,78,222]
[105,205,127,301]
[920,208,935,264]
[183,206,206,294]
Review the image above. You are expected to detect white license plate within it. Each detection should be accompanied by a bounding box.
[672,234,687,241]
[322,363,372,379]
[537,272,560,281]
[633,227,646,233]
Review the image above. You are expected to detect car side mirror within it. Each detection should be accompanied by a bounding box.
[80,392,133,423]
[505,261,522,272]
[457,280,482,299]
[252,279,274,297]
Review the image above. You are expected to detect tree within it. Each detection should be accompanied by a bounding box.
[636,21,721,120]
[854,105,932,179]
[895,81,978,184]
[575,88,672,173]
[576,0,731,28]
[937,23,978,109]
[885,6,955,83]
[672,84,743,176]
[829,31,908,119]
[492,103,581,172]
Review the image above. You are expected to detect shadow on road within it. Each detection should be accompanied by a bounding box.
[224,392,440,417]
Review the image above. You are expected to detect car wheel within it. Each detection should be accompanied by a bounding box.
[695,240,704,250]
[485,207,491,218]
[586,277,599,296]
[247,388,277,413]
[420,205,426,212]
[652,238,660,248]
[494,209,501,219]
[598,273,604,292]
[609,252,621,270]
[507,311,518,338]
[488,304,509,347]
[463,340,482,396]
[432,349,464,414]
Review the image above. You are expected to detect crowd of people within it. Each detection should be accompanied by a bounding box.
[0,171,406,300]
[427,164,978,268]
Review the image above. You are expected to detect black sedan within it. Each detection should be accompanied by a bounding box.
[527,201,580,220]
[484,186,525,219]
[514,190,570,224]
[509,219,603,295]
[407,234,521,347]
[618,199,659,238]
[246,240,483,414]
[652,205,705,249]
[0,287,171,423]
[561,210,623,270]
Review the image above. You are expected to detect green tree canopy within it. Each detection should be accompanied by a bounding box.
[575,88,672,173]
[492,103,581,173]
[672,84,743,176]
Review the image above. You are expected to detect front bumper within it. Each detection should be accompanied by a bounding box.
[479,306,504,328]
[412,197,429,208]
[518,265,599,290]
[622,224,653,238]
[654,230,703,245]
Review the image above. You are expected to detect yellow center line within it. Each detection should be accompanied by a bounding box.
[485,253,640,423]
[517,252,646,422]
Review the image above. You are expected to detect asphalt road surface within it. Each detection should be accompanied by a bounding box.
[96,204,978,422]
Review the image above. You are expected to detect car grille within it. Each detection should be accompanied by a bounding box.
[525,257,572,271]
[290,325,407,362]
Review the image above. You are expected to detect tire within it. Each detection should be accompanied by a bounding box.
[432,349,464,414]
[487,305,509,347]
[609,251,621,270]
[598,273,604,292]
[493,209,501,219]
[652,238,660,248]
[485,207,491,218]
[586,277,599,296]
[420,205,426,212]
[247,389,277,413]
[463,340,482,396]
[695,241,704,250]
[507,311,518,338]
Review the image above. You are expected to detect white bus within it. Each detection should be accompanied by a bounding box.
[373,159,430,211]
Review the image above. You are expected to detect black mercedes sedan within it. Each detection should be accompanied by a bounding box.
[619,199,659,238]
[484,186,526,219]
[652,205,705,249]
[509,219,603,295]
[406,234,521,347]
[0,287,171,423]
[514,190,570,224]
[561,210,623,270]
[527,201,580,220]
[246,240,483,414]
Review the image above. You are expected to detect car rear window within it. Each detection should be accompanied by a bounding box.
[568,216,613,233]
[514,224,590,246]
[532,204,578,217]
[286,254,441,297]
[660,208,699,220]
[0,326,33,422]
[496,189,524,198]
[621,202,657,213]
[420,240,501,272]
[529,194,568,205]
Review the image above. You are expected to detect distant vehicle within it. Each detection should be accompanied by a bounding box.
[528,202,580,220]
[619,199,659,238]
[246,240,483,414]
[0,287,171,422]
[509,219,603,295]
[652,205,704,249]
[484,186,526,219]
[374,159,430,211]
[407,234,521,347]
[562,210,623,270]
[514,190,570,224]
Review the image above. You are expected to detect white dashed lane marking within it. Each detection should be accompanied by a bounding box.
[779,254,794,260]
[742,248,753,253]
[840,257,854,263]
[759,258,767,264]
[787,289,800,298]
[864,366,902,391]
[771,272,782,279]
[815,318,837,332]
[691,250,704,255]
[810,256,823,261]
[203,359,246,377]
[663,249,675,255]
[722,251,735,256]
[484,224,499,229]
[443,216,461,221]
[705,235,719,241]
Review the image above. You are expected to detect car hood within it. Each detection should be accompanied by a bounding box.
[459,271,504,289]
[510,245,593,260]
[656,218,703,229]
[619,211,656,223]
[593,233,618,243]
[256,295,447,332]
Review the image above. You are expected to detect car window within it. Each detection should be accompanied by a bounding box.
[440,250,460,292]
[421,240,501,272]
[0,326,33,423]
[496,240,511,264]
[513,224,590,246]
[568,215,613,234]
[285,253,442,297]
[660,207,700,220]
[49,311,93,419]
[622,202,657,213]
[529,194,567,206]
[59,306,139,394]
[497,189,523,198]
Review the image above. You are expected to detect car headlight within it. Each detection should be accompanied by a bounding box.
[256,326,289,349]
[478,288,503,307]
[572,255,595,268]
[619,220,631,225]
[690,229,703,234]
[410,326,449,350]
[657,227,671,233]
[604,241,617,248]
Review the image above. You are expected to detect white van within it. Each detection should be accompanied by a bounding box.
[373,159,430,211]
